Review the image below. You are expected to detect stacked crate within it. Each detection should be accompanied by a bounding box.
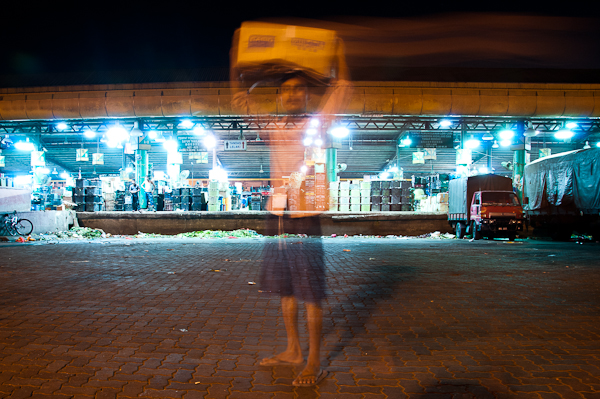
[314,165,327,211]
[163,192,173,211]
[84,179,103,212]
[73,180,86,211]
[114,190,125,211]
[370,181,381,211]
[360,181,371,211]
[104,192,115,211]
[338,181,350,212]
[306,168,315,211]
[208,181,220,211]
[349,181,361,212]
[250,192,262,211]
[191,187,204,211]
[401,180,413,211]
[329,181,339,211]
[180,188,190,211]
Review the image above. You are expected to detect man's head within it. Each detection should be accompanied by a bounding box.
[280,76,308,114]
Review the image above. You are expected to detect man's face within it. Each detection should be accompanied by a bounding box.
[280,77,308,114]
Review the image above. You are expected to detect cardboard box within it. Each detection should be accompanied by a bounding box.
[233,22,340,82]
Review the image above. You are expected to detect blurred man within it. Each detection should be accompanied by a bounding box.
[257,74,327,387]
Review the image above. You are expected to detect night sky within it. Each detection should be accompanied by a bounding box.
[2,1,600,83]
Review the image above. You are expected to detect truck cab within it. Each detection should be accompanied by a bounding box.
[470,190,523,240]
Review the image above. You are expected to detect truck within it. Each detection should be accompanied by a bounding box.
[448,175,524,240]
[523,148,600,241]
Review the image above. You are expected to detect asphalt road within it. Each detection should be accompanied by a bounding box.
[1,237,599,399]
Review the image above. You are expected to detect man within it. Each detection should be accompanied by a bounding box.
[142,177,155,210]
[256,74,350,387]
[129,181,140,211]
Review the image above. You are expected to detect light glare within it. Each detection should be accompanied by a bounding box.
[314,138,323,147]
[303,137,313,146]
[204,135,217,149]
[57,123,68,131]
[500,139,511,147]
[566,122,578,129]
[84,130,95,138]
[306,128,317,136]
[465,138,480,149]
[163,140,178,153]
[180,119,194,128]
[439,120,452,127]
[331,126,349,138]
[310,118,320,127]
[193,126,205,135]
[555,129,574,139]
[499,130,514,140]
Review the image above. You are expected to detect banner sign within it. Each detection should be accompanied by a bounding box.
[413,151,425,164]
[224,140,247,151]
[411,132,453,148]
[189,152,209,163]
[424,148,437,160]
[76,149,89,161]
[178,136,205,152]
[0,155,4,167]
[539,148,551,158]
[92,153,104,165]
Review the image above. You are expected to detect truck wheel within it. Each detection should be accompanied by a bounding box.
[471,221,481,240]
[455,222,465,239]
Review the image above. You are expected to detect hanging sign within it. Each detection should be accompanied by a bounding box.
[0,155,4,167]
[76,149,89,161]
[178,136,205,152]
[456,149,472,165]
[31,151,46,166]
[92,153,104,165]
[224,140,247,151]
[411,132,454,148]
[124,143,135,155]
[424,148,437,160]
[412,151,425,164]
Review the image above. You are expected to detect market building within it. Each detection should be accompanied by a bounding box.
[1,77,598,236]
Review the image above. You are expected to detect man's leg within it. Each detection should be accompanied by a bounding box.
[293,302,323,384]
[261,295,303,364]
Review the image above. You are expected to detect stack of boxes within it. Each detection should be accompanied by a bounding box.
[73,179,103,212]
[191,187,204,211]
[208,181,220,211]
[250,192,262,211]
[163,192,173,211]
[371,180,413,211]
[338,181,350,212]
[171,188,181,210]
[114,190,125,211]
[84,179,103,212]
[315,166,327,211]
[360,181,371,212]
[180,188,191,211]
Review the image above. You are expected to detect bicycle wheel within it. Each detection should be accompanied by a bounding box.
[15,219,33,236]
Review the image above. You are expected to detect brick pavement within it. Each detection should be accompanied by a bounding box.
[0,237,599,398]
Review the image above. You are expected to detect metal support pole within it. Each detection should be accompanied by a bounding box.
[136,126,150,209]
[326,148,337,184]
[512,120,526,201]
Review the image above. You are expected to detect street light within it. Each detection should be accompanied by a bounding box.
[330,126,349,138]
[555,129,574,140]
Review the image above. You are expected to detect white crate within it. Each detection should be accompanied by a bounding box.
[339,204,350,212]
[350,204,360,212]
[350,196,360,204]
[350,189,360,197]
[339,189,349,197]
[339,181,350,190]
[339,196,350,204]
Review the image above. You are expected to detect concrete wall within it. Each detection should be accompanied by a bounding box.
[0,210,78,235]
[0,187,32,213]
[76,211,452,236]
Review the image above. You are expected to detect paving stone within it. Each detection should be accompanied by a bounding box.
[1,238,600,399]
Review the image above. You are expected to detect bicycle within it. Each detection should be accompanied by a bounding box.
[2,211,34,236]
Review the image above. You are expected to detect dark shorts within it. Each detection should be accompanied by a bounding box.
[259,216,326,304]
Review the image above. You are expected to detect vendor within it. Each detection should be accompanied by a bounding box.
[129,181,140,211]
[142,177,155,210]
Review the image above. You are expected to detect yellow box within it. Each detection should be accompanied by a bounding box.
[233,22,341,82]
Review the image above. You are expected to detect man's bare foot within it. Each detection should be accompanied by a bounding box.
[292,368,328,387]
[260,351,303,366]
